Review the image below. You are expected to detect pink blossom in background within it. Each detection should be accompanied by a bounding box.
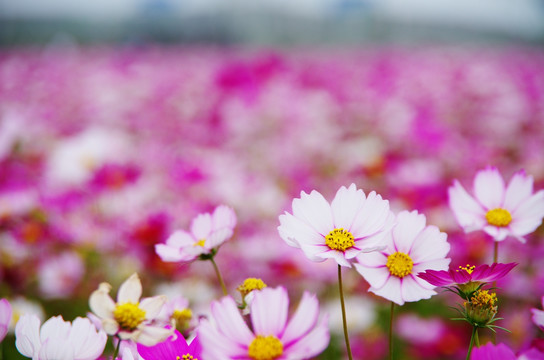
[37,251,85,298]
[532,295,544,331]
[0,299,11,342]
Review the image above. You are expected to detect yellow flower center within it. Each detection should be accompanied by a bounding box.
[248,335,284,360]
[113,302,146,331]
[386,252,413,278]
[173,308,192,325]
[194,239,206,247]
[325,228,354,252]
[470,290,497,308]
[238,278,267,297]
[457,264,476,274]
[485,208,512,227]
[177,355,198,360]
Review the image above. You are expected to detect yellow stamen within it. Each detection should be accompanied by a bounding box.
[113,302,146,331]
[178,354,198,360]
[485,208,512,227]
[457,264,476,274]
[325,228,354,252]
[194,239,206,247]
[173,308,192,325]
[238,278,267,298]
[248,335,283,360]
[386,252,413,278]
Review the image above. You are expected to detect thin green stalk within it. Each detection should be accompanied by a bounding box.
[338,265,353,360]
[112,337,121,360]
[466,326,478,360]
[474,328,480,347]
[210,257,228,296]
[389,302,395,360]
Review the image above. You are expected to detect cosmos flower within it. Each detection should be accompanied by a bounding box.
[15,314,107,360]
[532,295,544,331]
[137,330,202,360]
[278,184,394,267]
[198,286,329,360]
[355,210,451,305]
[449,167,544,242]
[155,205,237,263]
[0,299,11,342]
[89,273,172,346]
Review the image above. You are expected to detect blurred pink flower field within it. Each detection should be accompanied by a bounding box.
[1,46,544,359]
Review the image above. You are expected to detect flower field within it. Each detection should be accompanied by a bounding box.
[0,46,544,359]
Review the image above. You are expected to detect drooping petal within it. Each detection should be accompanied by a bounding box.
[503,170,534,212]
[211,296,254,346]
[401,276,436,302]
[299,243,329,262]
[89,283,115,319]
[140,296,167,320]
[370,276,404,305]
[448,180,486,232]
[330,184,366,230]
[292,190,334,236]
[117,273,142,304]
[281,292,319,346]
[416,269,454,287]
[283,315,330,359]
[316,250,351,267]
[391,210,426,254]
[473,167,505,210]
[134,325,174,346]
[251,287,289,336]
[15,314,41,357]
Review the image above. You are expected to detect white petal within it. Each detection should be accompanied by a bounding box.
[278,213,323,248]
[354,263,390,289]
[355,250,389,268]
[349,191,392,240]
[448,180,486,232]
[251,287,288,336]
[299,244,329,262]
[330,184,366,230]
[212,205,237,230]
[89,283,115,319]
[69,317,107,360]
[283,315,329,358]
[370,276,404,305]
[134,325,173,346]
[316,250,351,267]
[473,167,505,210]
[165,230,195,248]
[140,296,167,320]
[211,296,254,345]
[281,292,319,345]
[391,211,426,254]
[510,190,544,236]
[40,316,70,344]
[198,319,248,359]
[117,273,142,304]
[400,276,436,303]
[15,314,41,357]
[206,228,233,249]
[102,318,119,335]
[155,244,185,262]
[504,170,534,212]
[191,213,212,240]
[292,190,334,236]
[408,225,449,263]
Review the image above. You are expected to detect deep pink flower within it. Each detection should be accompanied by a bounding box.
[137,330,201,360]
[470,343,516,360]
[417,263,517,287]
[198,286,329,360]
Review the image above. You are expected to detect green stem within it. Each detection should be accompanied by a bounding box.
[474,328,480,347]
[210,257,228,296]
[466,326,478,360]
[338,265,353,360]
[389,302,395,360]
[112,337,122,360]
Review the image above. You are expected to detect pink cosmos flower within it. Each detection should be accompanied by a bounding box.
[278,184,394,267]
[198,286,329,360]
[155,205,237,263]
[470,342,544,360]
[449,167,544,242]
[417,262,517,287]
[0,299,11,342]
[15,314,107,360]
[355,210,451,305]
[532,295,544,331]
[137,330,201,360]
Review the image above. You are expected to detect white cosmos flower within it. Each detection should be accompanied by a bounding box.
[15,314,107,360]
[89,273,172,346]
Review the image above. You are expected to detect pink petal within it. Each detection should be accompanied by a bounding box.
[165,230,195,248]
[278,212,324,248]
[15,314,42,357]
[211,205,237,231]
[409,225,450,263]
[281,292,319,346]
[292,190,334,236]
[211,296,254,346]
[251,287,289,337]
[532,309,544,329]
[349,191,392,239]
[299,244,329,262]
[191,213,212,240]
[473,167,505,210]
[370,276,404,305]
[330,184,366,230]
[510,190,544,236]
[448,180,486,232]
[503,170,534,212]
[283,315,330,358]
[470,342,516,360]
[416,269,453,287]
[316,250,352,267]
[392,210,426,254]
[354,263,390,289]
[401,276,436,303]
[198,319,248,359]
[355,250,388,268]
[155,244,185,262]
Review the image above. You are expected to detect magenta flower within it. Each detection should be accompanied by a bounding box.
[278,184,394,267]
[198,286,329,360]
[532,295,544,331]
[417,262,517,287]
[470,343,517,360]
[0,299,11,342]
[155,205,237,263]
[449,167,544,243]
[137,330,201,360]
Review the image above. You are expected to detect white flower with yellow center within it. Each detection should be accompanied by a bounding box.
[449,167,544,243]
[89,273,172,346]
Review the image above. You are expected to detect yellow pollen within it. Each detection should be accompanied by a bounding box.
[173,308,192,324]
[325,228,355,252]
[248,335,284,360]
[485,208,512,227]
[470,290,497,308]
[178,354,198,360]
[113,302,146,331]
[194,239,206,247]
[457,264,476,274]
[238,278,267,297]
[386,252,413,278]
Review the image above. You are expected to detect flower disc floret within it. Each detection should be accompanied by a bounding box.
[485,208,512,227]
[180,355,198,360]
[114,302,146,331]
[386,252,413,278]
[248,335,284,360]
[325,228,354,252]
[238,278,267,298]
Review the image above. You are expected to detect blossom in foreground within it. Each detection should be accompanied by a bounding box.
[155,205,237,263]
[470,342,544,360]
[355,210,450,305]
[532,295,544,331]
[0,298,11,342]
[15,314,107,360]
[449,167,544,242]
[417,262,517,299]
[278,184,394,267]
[137,330,201,360]
[198,286,329,360]
[89,273,172,346]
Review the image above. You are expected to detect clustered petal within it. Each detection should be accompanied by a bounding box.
[417,263,517,287]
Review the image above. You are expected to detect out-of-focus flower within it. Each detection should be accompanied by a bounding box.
[0,299,11,342]
[418,262,517,299]
[155,205,236,263]
[449,167,544,243]
[471,342,544,360]
[89,273,172,346]
[532,295,544,331]
[137,331,201,360]
[396,313,445,345]
[8,297,45,332]
[15,314,107,360]
[38,251,85,298]
[355,210,450,305]
[464,290,498,328]
[278,184,394,267]
[198,286,329,360]
[157,296,193,331]
[237,277,267,314]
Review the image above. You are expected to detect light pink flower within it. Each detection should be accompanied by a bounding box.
[449,167,544,242]
[198,286,329,360]
[532,295,544,331]
[15,314,107,360]
[0,299,11,342]
[155,205,237,263]
[278,184,394,267]
[355,210,451,305]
